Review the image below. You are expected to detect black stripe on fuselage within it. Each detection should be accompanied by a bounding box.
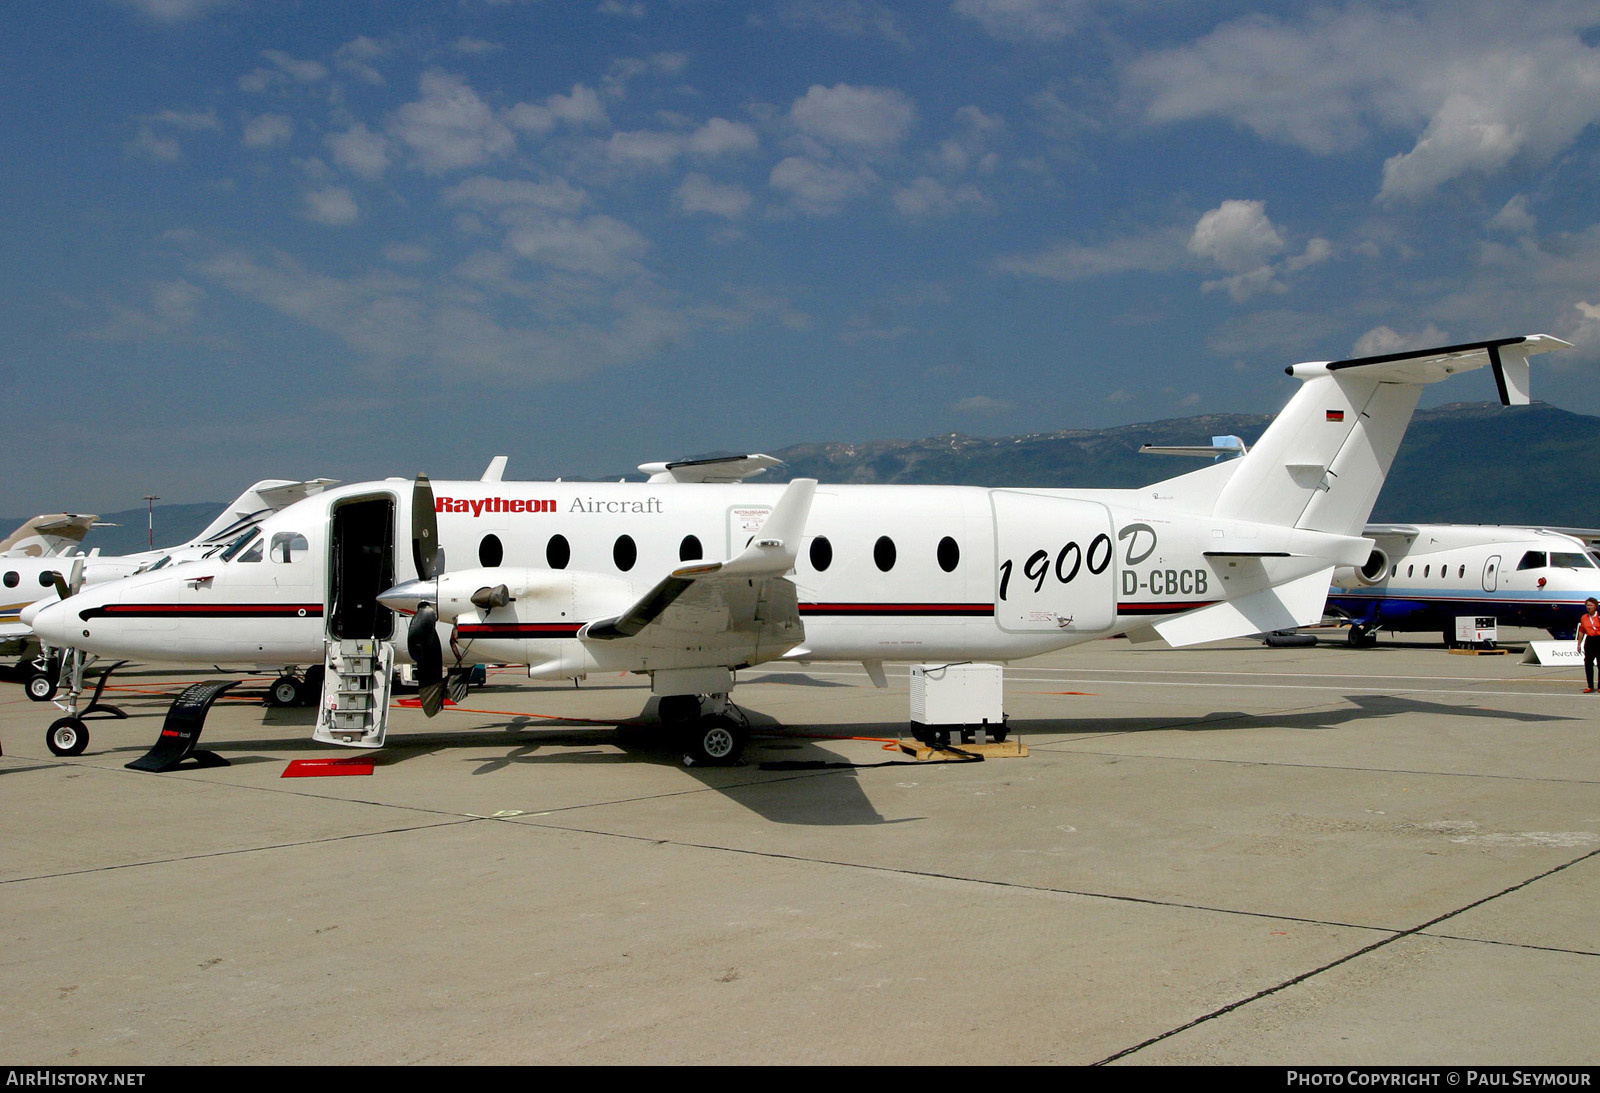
[79,603,324,620]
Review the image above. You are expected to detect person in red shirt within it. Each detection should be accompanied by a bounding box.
[1578,598,1600,693]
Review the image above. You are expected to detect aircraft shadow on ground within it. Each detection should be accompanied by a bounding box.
[1034,692,1579,736]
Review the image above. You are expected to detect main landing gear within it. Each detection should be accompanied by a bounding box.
[658,692,750,766]
[1345,622,1379,647]
[265,665,324,708]
[25,652,60,702]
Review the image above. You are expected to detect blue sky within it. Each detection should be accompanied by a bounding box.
[3,0,1598,515]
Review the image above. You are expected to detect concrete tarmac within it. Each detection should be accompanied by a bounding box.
[2,631,1596,1065]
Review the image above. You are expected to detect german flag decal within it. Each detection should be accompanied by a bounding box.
[1326,409,1345,421]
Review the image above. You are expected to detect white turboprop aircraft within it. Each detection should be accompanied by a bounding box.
[25,336,1569,766]
[3,479,336,699]
[1328,524,1600,644]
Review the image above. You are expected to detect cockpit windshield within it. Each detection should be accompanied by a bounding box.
[218,527,261,562]
[1551,551,1594,569]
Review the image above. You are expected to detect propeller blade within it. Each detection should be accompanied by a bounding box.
[412,475,440,581]
[408,602,445,718]
[470,584,511,610]
[446,669,471,705]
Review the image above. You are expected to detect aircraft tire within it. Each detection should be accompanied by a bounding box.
[1346,625,1378,648]
[683,715,746,766]
[300,666,325,705]
[46,717,88,757]
[25,671,58,702]
[269,676,303,707]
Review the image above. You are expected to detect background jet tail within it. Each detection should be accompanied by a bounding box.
[0,514,99,558]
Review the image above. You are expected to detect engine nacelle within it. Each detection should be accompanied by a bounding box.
[1333,548,1390,589]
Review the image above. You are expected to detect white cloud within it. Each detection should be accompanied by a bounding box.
[327,124,390,180]
[790,83,916,150]
[891,177,988,217]
[769,156,878,215]
[675,173,753,219]
[1351,324,1452,357]
[391,71,516,173]
[112,0,229,21]
[129,109,221,161]
[453,36,503,55]
[952,0,1089,41]
[243,113,294,148]
[689,117,759,156]
[1488,194,1537,235]
[994,227,1189,281]
[607,129,683,168]
[506,84,609,134]
[502,213,651,279]
[304,187,359,226]
[598,0,646,16]
[1125,4,1600,201]
[952,394,1015,414]
[1188,199,1285,273]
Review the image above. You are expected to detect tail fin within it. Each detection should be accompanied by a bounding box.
[1209,335,1569,536]
[0,514,98,558]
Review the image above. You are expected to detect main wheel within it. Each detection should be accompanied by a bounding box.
[269,676,302,707]
[1346,625,1378,648]
[300,666,325,705]
[683,714,747,766]
[26,671,58,702]
[46,717,89,757]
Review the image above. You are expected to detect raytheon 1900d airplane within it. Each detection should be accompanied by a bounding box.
[25,336,1569,766]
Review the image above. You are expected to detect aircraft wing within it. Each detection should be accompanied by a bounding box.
[0,618,36,657]
[583,478,815,651]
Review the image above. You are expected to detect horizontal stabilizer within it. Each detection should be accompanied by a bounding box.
[639,453,782,483]
[1154,568,1334,647]
[1301,334,1569,404]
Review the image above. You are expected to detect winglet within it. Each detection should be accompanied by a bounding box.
[712,478,817,578]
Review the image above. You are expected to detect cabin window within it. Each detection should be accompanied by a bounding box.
[1517,551,1548,571]
[1423,565,1430,577]
[2,571,16,588]
[478,534,503,568]
[874,535,897,572]
[937,536,960,573]
[1390,564,1397,578]
[546,535,570,570]
[1458,565,1465,578]
[809,537,833,572]
[39,570,58,587]
[679,535,702,562]
[1551,552,1593,569]
[613,534,637,572]
[1407,565,1413,577]
[271,532,309,563]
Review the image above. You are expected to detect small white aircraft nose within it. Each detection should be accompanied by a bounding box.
[22,599,66,642]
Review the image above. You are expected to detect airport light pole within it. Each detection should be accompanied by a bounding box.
[143,495,159,548]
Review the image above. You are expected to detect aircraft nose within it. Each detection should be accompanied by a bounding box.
[22,599,68,644]
[378,578,432,615]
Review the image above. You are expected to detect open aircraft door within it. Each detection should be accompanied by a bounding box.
[315,492,398,749]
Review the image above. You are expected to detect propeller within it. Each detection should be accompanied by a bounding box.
[407,476,447,717]
[47,556,86,604]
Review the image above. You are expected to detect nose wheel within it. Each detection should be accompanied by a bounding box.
[46,717,89,757]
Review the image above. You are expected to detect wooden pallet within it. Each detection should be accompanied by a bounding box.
[1448,646,1511,656]
[897,739,1029,760]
